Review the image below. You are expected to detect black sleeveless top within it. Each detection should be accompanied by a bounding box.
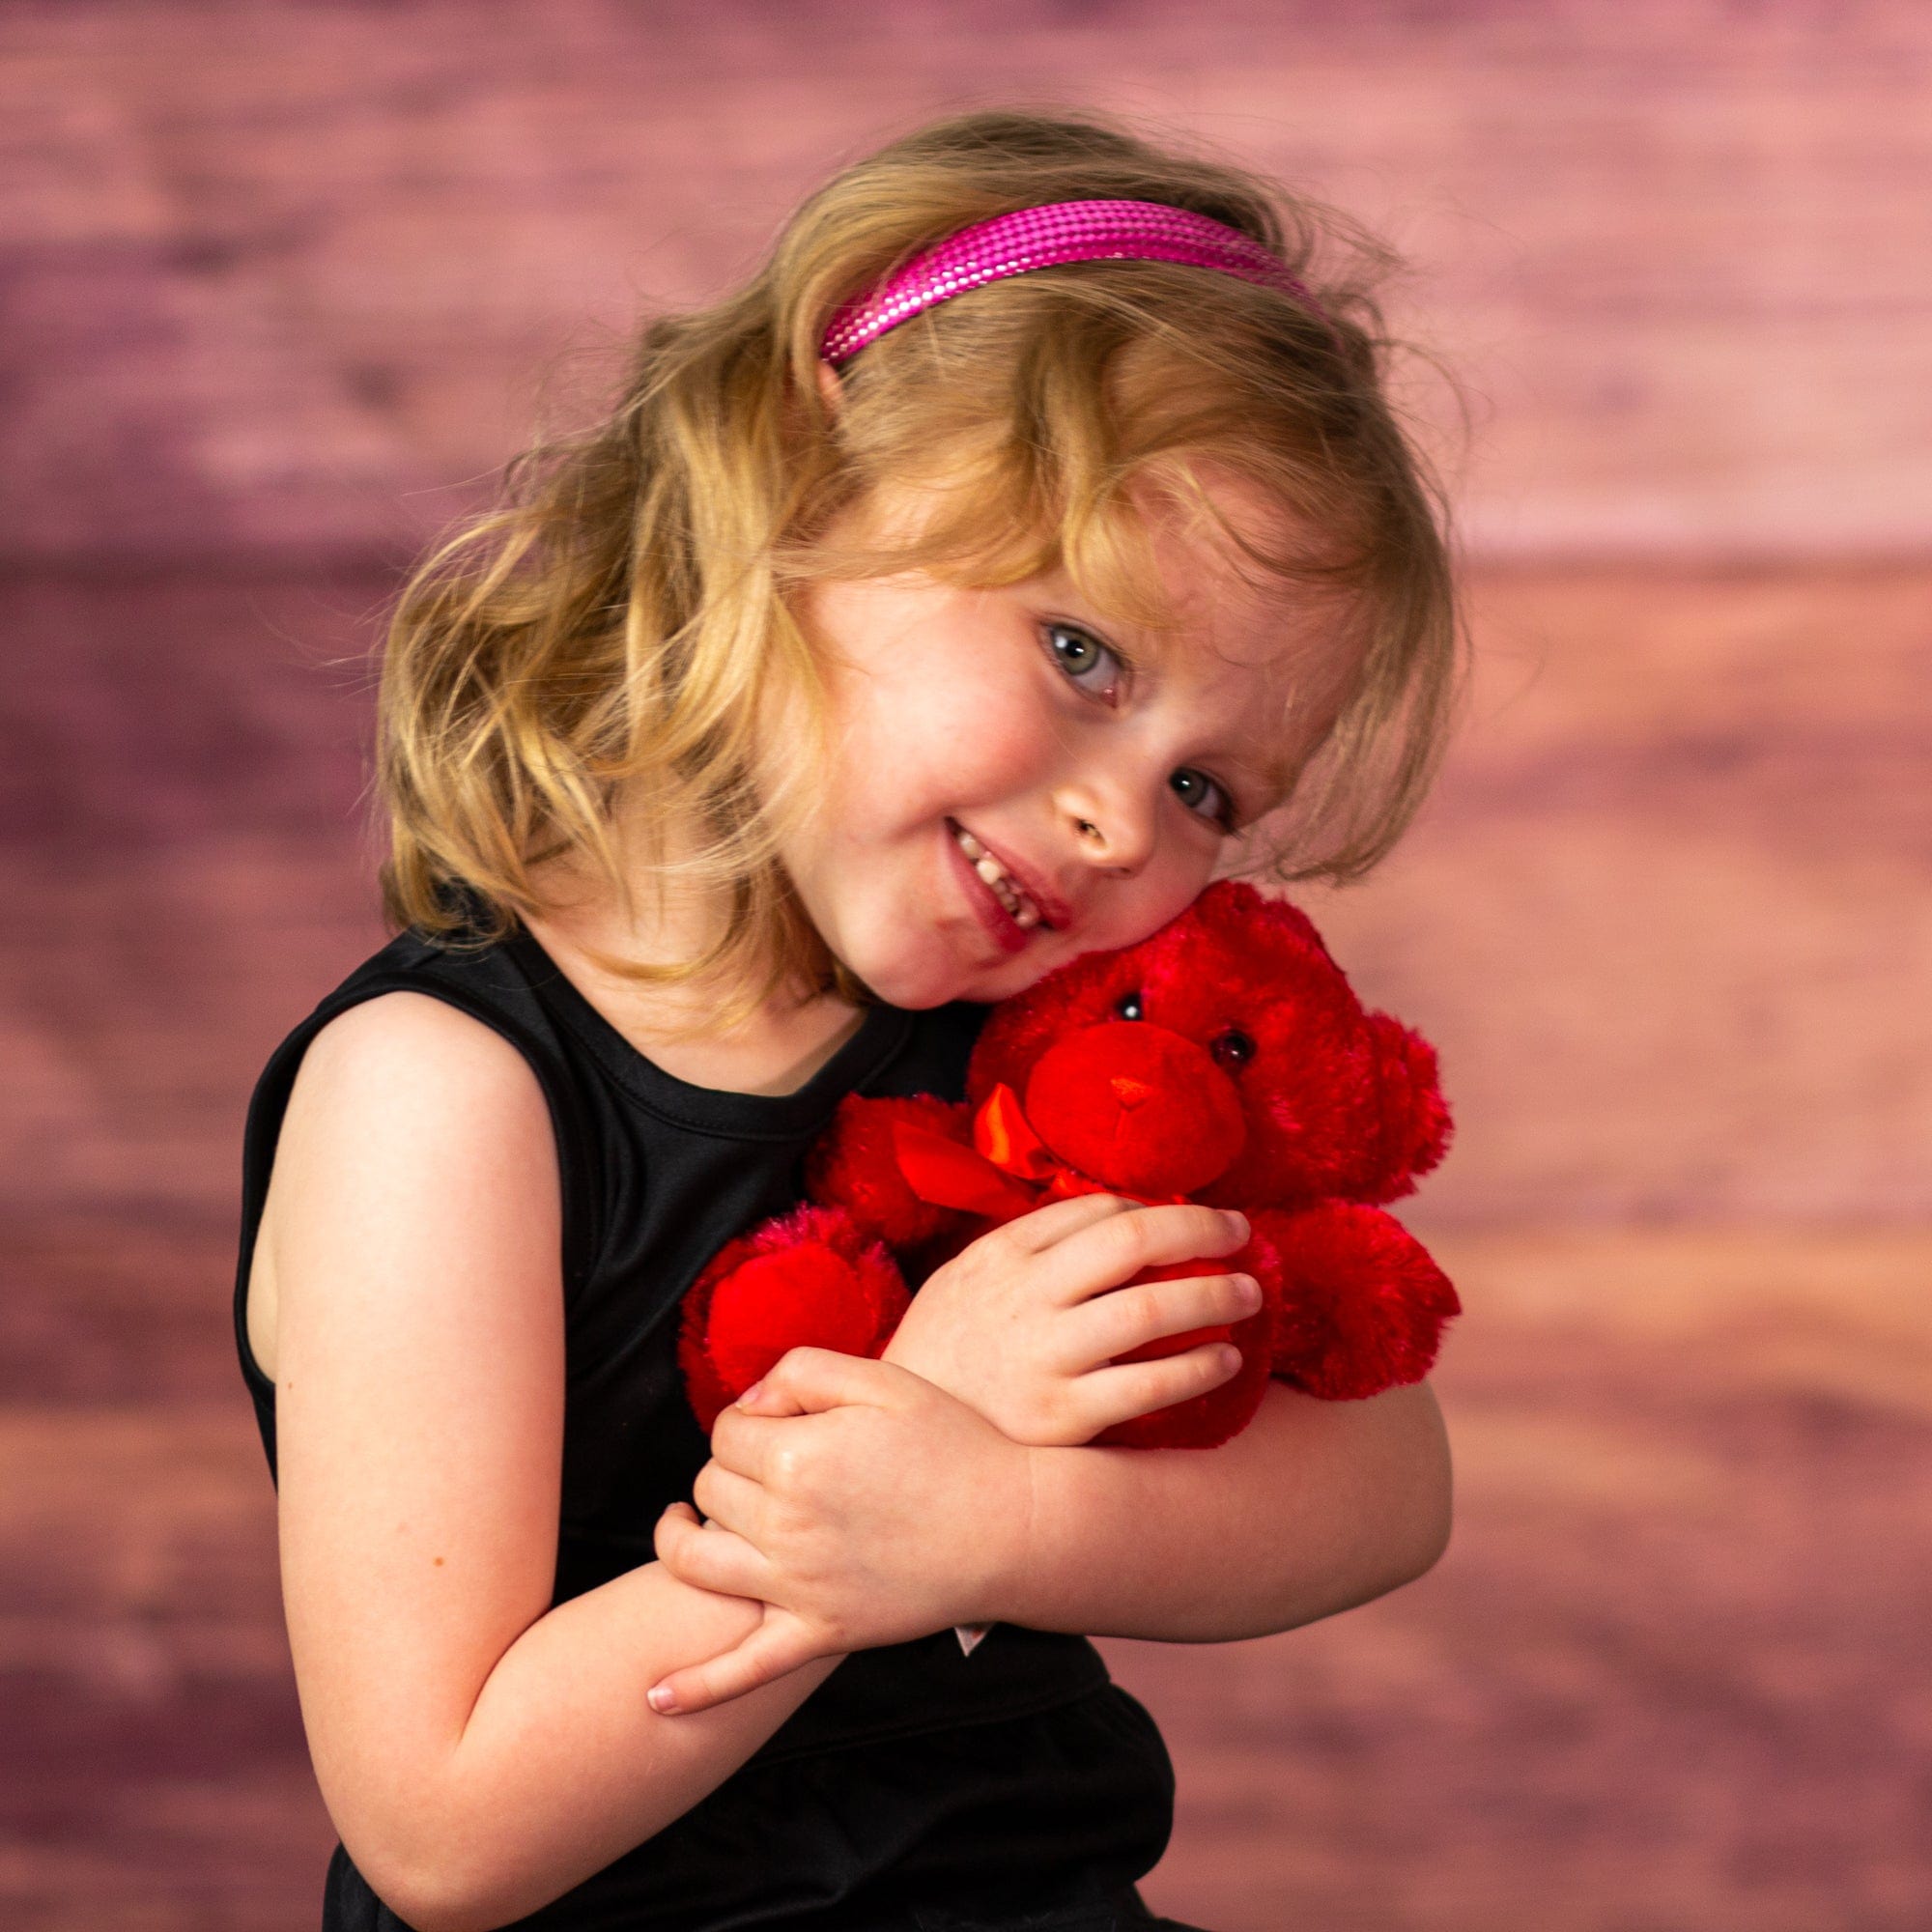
[231,912,1175,1930]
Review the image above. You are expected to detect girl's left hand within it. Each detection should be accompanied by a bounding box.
[647,1347,1034,1716]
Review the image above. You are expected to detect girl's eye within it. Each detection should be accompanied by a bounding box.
[1044,621,1237,832]
[1045,622,1125,702]
[1170,767,1236,830]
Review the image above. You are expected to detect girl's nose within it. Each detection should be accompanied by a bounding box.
[1056,780,1155,877]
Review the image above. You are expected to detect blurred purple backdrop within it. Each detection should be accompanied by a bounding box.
[4,5,1928,1928]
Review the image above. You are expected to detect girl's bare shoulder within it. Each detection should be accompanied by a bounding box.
[293,985,544,1114]
[248,990,554,1379]
[264,982,563,1350]
[265,986,558,1267]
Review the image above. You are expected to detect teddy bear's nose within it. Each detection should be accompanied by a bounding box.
[1026,1019,1247,1196]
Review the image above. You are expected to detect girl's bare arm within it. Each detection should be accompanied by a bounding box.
[268,993,846,1932]
[642,1345,1450,1716]
[1002,1373,1453,1642]
[865,1193,1453,1639]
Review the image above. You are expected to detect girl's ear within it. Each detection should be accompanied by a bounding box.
[815,358,843,418]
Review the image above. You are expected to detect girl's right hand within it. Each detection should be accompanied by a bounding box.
[879,1195,1259,1447]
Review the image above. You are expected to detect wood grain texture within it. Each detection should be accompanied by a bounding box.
[1122,1227,1932,1932]
[6,3,1930,1924]
[4,2,1930,564]
[5,561,1928,1923]
[8,564,1923,1229]
[1298,563,1932,1227]
[4,1229,1925,1928]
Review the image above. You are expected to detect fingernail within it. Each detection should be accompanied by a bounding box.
[1234,1273,1262,1307]
[1225,1211,1250,1239]
[736,1379,765,1406]
[647,1684,678,1714]
[1218,1345,1243,1373]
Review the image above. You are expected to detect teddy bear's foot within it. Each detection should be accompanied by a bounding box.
[1257,1202,1461,1401]
[677,1205,910,1433]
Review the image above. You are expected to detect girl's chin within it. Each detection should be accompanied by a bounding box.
[844,930,1043,1010]
[851,954,978,1011]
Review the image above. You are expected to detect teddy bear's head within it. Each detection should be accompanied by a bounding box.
[965,881,1451,1209]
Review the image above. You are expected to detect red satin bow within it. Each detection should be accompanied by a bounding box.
[892,1083,1138,1221]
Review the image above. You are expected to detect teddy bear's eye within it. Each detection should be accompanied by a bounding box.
[1211,1029,1255,1069]
[1114,990,1144,1022]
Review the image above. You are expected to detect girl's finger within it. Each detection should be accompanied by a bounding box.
[732,1345,907,1415]
[1063,1272,1263,1370]
[646,1611,833,1717]
[997,1190,1136,1255]
[690,1461,767,1540]
[1054,1203,1250,1302]
[652,1501,778,1602]
[1074,1340,1247,1435]
[707,1406,823,1483]
[715,1352,908,1484]
[709,1347,923,1479]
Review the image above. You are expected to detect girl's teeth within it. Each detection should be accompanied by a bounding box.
[954,823,1041,927]
[995,877,1038,922]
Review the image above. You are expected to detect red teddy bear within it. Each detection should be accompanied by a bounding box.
[678,882,1461,1453]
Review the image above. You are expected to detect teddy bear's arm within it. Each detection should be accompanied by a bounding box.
[1243,1203,1461,1402]
[805,1093,974,1249]
[676,1205,911,1434]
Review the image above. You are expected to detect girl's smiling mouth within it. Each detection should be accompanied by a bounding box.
[945,819,1067,953]
[952,822,1042,927]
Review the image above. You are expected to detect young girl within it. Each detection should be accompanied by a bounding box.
[233,108,1462,1932]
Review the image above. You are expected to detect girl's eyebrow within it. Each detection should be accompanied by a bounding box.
[1228,746,1293,794]
[1219,746,1296,818]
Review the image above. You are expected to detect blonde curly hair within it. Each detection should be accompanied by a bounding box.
[374,106,1464,1029]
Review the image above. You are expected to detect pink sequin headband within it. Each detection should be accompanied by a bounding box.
[818,197,1334,365]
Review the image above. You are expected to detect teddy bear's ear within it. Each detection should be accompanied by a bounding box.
[1190,880,1334,963]
[1365,1012,1454,1199]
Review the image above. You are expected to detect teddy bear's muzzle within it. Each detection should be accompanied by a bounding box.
[1024,1020,1248,1197]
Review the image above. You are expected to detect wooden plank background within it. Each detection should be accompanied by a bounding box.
[3,4,1928,1927]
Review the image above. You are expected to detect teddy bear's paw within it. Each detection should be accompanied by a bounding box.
[677,1205,909,1432]
[1260,1202,1462,1401]
[806,1094,973,1247]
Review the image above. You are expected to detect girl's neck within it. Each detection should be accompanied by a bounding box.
[519,850,867,1101]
